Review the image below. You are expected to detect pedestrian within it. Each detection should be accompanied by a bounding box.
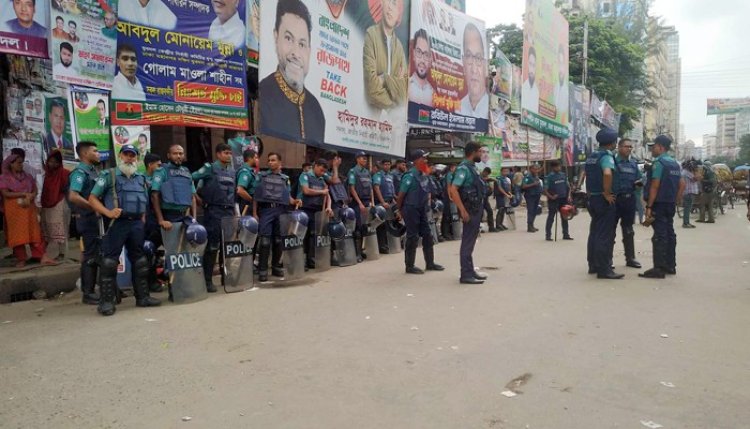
[585,129,624,279]
[543,160,572,241]
[348,151,374,262]
[40,149,70,259]
[480,167,498,232]
[88,144,161,316]
[68,141,101,304]
[236,148,259,215]
[521,164,542,232]
[373,159,396,253]
[696,161,716,224]
[612,138,641,268]
[680,160,699,228]
[0,151,57,268]
[640,135,684,279]
[253,152,301,282]
[493,166,512,231]
[447,142,487,285]
[440,163,456,239]
[396,149,444,274]
[192,143,236,292]
[298,159,333,269]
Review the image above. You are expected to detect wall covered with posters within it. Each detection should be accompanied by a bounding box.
[258,0,411,157]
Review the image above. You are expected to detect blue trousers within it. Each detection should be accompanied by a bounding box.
[403,204,431,239]
[586,195,616,274]
[524,193,541,228]
[102,218,144,261]
[545,199,569,237]
[76,213,100,262]
[652,202,677,271]
[459,210,482,279]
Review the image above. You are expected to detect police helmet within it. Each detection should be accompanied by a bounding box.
[291,210,309,227]
[341,207,356,222]
[536,204,543,216]
[185,223,208,246]
[385,219,407,236]
[182,216,197,227]
[239,216,259,234]
[143,240,155,257]
[327,220,346,240]
[511,196,521,208]
[370,205,387,222]
[431,199,445,213]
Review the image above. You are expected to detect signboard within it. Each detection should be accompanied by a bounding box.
[111,125,150,172]
[492,50,512,102]
[407,0,488,133]
[68,87,112,161]
[246,0,259,67]
[49,0,118,90]
[258,0,411,157]
[569,84,590,163]
[521,0,569,138]
[113,0,249,129]
[707,97,750,115]
[0,0,49,57]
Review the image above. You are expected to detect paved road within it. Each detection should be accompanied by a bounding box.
[2,208,749,429]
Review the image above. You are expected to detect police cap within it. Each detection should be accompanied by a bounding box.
[596,128,618,146]
[649,134,673,149]
[120,144,139,156]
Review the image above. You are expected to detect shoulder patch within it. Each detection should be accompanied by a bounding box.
[75,176,83,183]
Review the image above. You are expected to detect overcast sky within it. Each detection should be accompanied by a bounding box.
[466,0,750,146]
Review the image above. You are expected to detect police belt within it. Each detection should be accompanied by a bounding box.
[258,202,286,208]
[117,213,143,221]
[162,208,187,216]
[616,193,634,198]
[205,203,234,210]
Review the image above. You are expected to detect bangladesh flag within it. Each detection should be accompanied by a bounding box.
[419,109,430,122]
[115,102,143,120]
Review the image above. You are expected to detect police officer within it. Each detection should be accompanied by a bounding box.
[613,138,641,268]
[448,142,487,285]
[348,151,374,261]
[192,143,235,293]
[373,159,396,253]
[391,159,407,192]
[521,164,543,232]
[585,129,624,279]
[88,144,161,316]
[142,152,163,292]
[298,159,333,269]
[396,150,444,274]
[68,141,101,305]
[494,166,512,231]
[236,148,259,215]
[480,167,498,232]
[543,160,572,241]
[253,152,301,282]
[326,151,350,213]
[427,163,445,240]
[441,163,456,239]
[640,135,684,279]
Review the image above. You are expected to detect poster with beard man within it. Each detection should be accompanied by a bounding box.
[111,125,151,173]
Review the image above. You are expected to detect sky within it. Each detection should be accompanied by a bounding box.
[466,0,750,146]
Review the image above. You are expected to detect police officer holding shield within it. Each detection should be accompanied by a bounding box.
[236,148,259,215]
[543,160,572,241]
[348,151,374,261]
[68,141,101,305]
[613,138,641,268]
[373,159,396,253]
[88,144,161,316]
[298,159,333,269]
[192,143,235,293]
[640,135,684,279]
[326,151,350,213]
[585,129,624,279]
[448,142,487,285]
[396,150,444,274]
[253,152,301,282]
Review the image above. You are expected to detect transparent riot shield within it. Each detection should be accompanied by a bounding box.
[333,211,358,267]
[450,202,463,238]
[386,207,403,254]
[429,206,441,244]
[363,210,383,261]
[221,216,257,293]
[162,224,208,304]
[313,211,331,272]
[280,213,307,281]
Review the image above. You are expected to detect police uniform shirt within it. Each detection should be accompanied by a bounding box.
[398,167,421,194]
[443,171,454,187]
[296,170,328,200]
[191,161,232,183]
[590,149,616,195]
[451,160,478,188]
[257,170,293,198]
[69,162,96,195]
[347,165,371,186]
[650,153,676,182]
[544,172,568,195]
[236,165,258,196]
[90,169,147,204]
[372,170,390,191]
[522,174,543,194]
[152,164,197,211]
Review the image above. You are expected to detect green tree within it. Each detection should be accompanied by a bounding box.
[737,134,750,164]
[487,23,523,66]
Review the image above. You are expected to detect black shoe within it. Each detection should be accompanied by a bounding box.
[563,236,573,240]
[706,220,715,223]
[136,296,161,307]
[682,224,696,229]
[597,271,625,279]
[356,256,363,263]
[305,261,316,270]
[361,252,368,260]
[626,259,642,269]
[545,237,553,241]
[527,227,536,233]
[695,219,706,223]
[489,228,500,233]
[258,274,268,282]
[149,283,164,293]
[81,293,99,305]
[206,282,217,293]
[588,268,596,275]
[532,227,539,232]
[460,277,484,284]
[272,267,285,277]
[437,236,445,242]
[97,302,116,316]
[406,266,424,274]
[473,271,488,280]
[639,268,665,279]
[665,268,676,275]
[379,247,390,254]
[426,263,445,271]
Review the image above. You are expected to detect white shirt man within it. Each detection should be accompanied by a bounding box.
[554,82,568,123]
[208,11,245,48]
[459,92,489,118]
[112,72,146,101]
[408,74,434,106]
[53,62,76,79]
[118,0,176,30]
[522,79,539,114]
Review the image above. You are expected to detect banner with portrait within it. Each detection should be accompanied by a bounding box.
[44,96,75,162]
[68,87,112,161]
[246,0,259,67]
[113,0,248,129]
[492,50,512,103]
[521,0,569,138]
[510,64,521,115]
[49,0,118,90]
[569,84,590,164]
[475,135,503,174]
[258,0,411,157]
[0,0,49,57]
[707,97,750,115]
[111,125,150,172]
[407,0,488,133]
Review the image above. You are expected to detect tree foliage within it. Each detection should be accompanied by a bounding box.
[486,23,523,66]
[737,134,750,164]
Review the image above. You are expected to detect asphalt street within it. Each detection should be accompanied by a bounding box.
[1,207,749,429]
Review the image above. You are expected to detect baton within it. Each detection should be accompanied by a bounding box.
[108,168,118,229]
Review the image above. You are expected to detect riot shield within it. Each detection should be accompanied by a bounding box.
[429,206,440,244]
[280,213,306,281]
[162,224,208,304]
[313,211,331,272]
[450,202,464,238]
[363,210,384,261]
[220,216,257,293]
[386,207,403,254]
[333,210,358,266]
[506,207,516,230]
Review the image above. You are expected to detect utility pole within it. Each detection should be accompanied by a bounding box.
[582,19,589,87]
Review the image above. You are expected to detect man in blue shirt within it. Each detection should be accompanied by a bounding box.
[5,0,47,38]
[543,160,572,241]
[348,151,374,261]
[613,138,641,268]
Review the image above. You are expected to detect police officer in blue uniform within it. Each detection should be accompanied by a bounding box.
[298,159,332,269]
[521,164,543,232]
[391,159,407,192]
[494,166,512,230]
[613,138,642,268]
[543,160,572,241]
[88,144,161,316]
[448,142,487,285]
[373,159,396,253]
[640,135,685,279]
[396,150,444,274]
[142,152,163,292]
[192,143,236,292]
[585,129,624,279]
[326,151,350,213]
[68,141,101,305]
[441,163,457,239]
[253,152,301,282]
[348,151,374,261]
[236,148,259,215]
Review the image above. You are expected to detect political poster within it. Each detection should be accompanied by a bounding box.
[707,97,750,115]
[521,0,569,138]
[475,135,503,174]
[510,64,521,115]
[488,94,504,138]
[492,50,512,103]
[23,91,48,137]
[407,0,487,133]
[569,84,590,164]
[68,87,112,161]
[258,0,411,157]
[111,125,150,172]
[113,0,249,129]
[246,0,259,67]
[0,0,49,57]
[49,0,118,90]
[44,96,75,162]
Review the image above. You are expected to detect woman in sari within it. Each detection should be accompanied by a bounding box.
[0,152,57,267]
[41,150,70,259]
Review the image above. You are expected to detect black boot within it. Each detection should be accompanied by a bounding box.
[80,259,99,305]
[665,234,677,274]
[623,228,641,268]
[271,237,284,277]
[257,236,271,282]
[354,231,364,263]
[202,249,218,292]
[404,236,423,274]
[305,232,316,270]
[487,210,497,232]
[97,258,118,316]
[423,242,444,271]
[133,256,161,307]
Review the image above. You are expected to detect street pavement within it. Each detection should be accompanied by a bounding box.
[1,207,749,429]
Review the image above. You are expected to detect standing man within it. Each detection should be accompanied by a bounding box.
[640,135,684,279]
[521,164,542,232]
[448,142,487,285]
[298,159,332,269]
[253,152,300,282]
[480,167,498,232]
[585,129,623,279]
[88,144,161,316]
[363,0,408,109]
[142,153,163,293]
[441,163,456,239]
[680,160,699,228]
[696,161,717,224]
[494,166,513,231]
[543,160,572,241]
[396,150,444,274]
[68,141,101,305]
[373,159,396,253]
[151,144,197,248]
[391,159,407,191]
[236,148,259,215]
[348,151,374,262]
[192,143,235,292]
[326,151,350,213]
[612,138,641,268]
